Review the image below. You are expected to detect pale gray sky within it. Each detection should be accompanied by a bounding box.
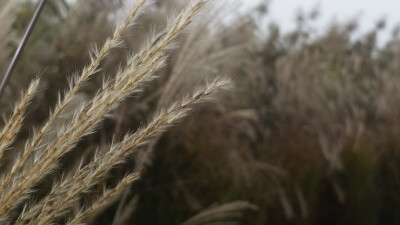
[241,0,400,44]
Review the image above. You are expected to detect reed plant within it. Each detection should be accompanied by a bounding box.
[0,0,240,224]
[8,1,400,225]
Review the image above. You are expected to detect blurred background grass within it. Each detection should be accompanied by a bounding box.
[2,0,400,224]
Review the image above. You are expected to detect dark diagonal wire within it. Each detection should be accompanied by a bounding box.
[0,0,48,99]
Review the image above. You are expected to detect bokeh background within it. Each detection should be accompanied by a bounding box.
[2,0,400,224]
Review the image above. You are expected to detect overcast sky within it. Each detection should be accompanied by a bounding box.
[241,0,400,44]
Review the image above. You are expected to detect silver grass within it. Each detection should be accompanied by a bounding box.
[0,77,40,162]
[0,0,150,203]
[20,77,229,225]
[0,1,243,224]
[0,0,213,223]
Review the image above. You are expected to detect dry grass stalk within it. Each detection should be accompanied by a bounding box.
[66,173,141,225]
[21,77,229,225]
[0,77,40,161]
[0,0,149,203]
[0,0,219,224]
[0,0,150,217]
[158,0,250,106]
[181,201,257,225]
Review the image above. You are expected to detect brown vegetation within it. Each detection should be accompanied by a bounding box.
[2,0,400,225]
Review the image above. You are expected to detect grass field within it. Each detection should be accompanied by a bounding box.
[1,0,400,224]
